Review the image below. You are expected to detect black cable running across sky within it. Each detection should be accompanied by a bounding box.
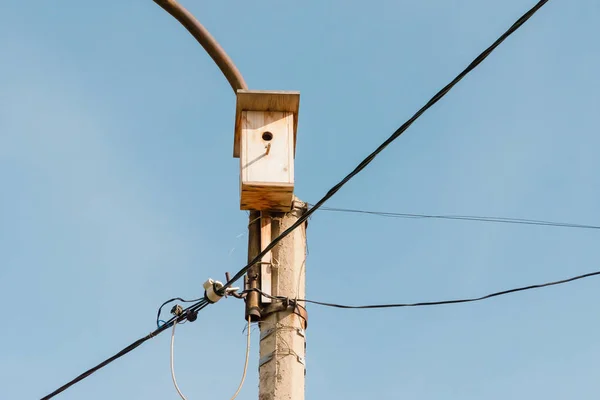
[41,300,210,400]
[220,0,550,292]
[43,262,597,399]
[294,269,600,309]
[241,270,600,309]
[314,205,600,230]
[40,1,550,398]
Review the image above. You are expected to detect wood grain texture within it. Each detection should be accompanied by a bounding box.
[241,111,294,184]
[239,110,295,211]
[233,90,299,158]
[240,182,294,212]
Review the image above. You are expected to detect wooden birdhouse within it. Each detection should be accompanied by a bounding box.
[233,90,300,212]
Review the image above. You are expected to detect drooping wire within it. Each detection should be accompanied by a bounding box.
[220,0,550,293]
[171,320,188,400]
[314,205,600,231]
[244,269,600,310]
[230,317,252,400]
[40,2,552,397]
[41,301,210,399]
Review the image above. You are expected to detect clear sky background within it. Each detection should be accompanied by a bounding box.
[1,1,599,399]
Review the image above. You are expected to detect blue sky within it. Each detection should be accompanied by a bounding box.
[1,1,600,399]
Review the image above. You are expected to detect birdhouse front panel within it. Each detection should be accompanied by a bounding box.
[240,110,295,211]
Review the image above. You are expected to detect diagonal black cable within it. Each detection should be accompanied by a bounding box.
[40,326,171,400]
[314,205,600,230]
[222,0,550,291]
[156,296,204,328]
[40,1,551,397]
[41,300,210,400]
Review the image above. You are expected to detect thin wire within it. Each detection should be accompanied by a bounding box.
[306,270,600,309]
[221,0,550,293]
[157,297,204,328]
[42,301,211,399]
[189,298,211,313]
[41,3,551,397]
[314,206,600,231]
[171,320,188,400]
[242,269,600,310]
[248,215,262,229]
[230,317,251,400]
[153,0,248,92]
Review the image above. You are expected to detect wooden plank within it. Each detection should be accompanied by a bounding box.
[239,109,295,211]
[237,90,300,112]
[234,90,300,158]
[240,185,294,212]
[240,182,294,212]
[260,212,272,303]
[241,111,294,185]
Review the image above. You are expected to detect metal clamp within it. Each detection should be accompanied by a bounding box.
[261,300,309,330]
[260,327,275,341]
[258,350,306,369]
[260,327,305,342]
[259,353,274,368]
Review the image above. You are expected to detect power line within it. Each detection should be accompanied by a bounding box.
[41,330,165,400]
[42,265,600,398]
[157,296,204,328]
[221,0,550,292]
[41,300,209,400]
[40,2,551,397]
[314,205,600,231]
[245,269,600,310]
[46,1,249,391]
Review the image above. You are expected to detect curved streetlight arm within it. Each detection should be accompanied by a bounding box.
[153,0,248,92]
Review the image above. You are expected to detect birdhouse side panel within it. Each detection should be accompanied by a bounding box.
[240,111,294,185]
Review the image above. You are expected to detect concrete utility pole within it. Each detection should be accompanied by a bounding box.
[255,200,308,400]
[155,3,309,394]
[111,3,312,400]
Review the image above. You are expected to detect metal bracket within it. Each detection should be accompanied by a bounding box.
[294,303,308,330]
[258,350,306,369]
[260,327,275,341]
[260,327,305,341]
[259,353,274,368]
[261,301,308,330]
